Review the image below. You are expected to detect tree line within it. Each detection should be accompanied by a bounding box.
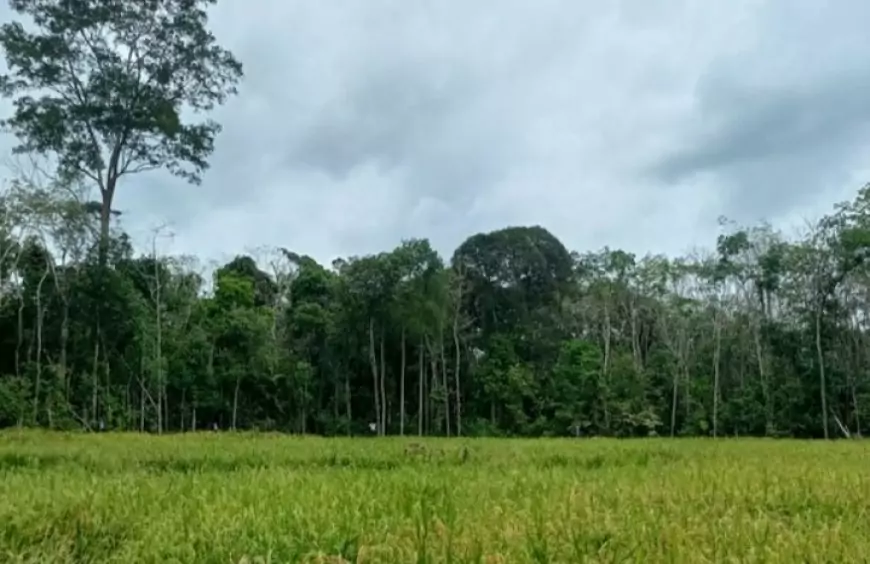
[2,177,870,438]
[1,0,869,438]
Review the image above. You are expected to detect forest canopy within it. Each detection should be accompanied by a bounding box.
[2,176,870,439]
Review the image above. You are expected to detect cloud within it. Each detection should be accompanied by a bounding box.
[652,0,870,224]
[2,0,870,267]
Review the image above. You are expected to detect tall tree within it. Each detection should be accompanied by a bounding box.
[0,0,243,262]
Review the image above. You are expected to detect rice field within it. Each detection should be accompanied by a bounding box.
[1,431,868,563]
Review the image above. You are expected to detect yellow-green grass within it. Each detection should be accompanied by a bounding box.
[1,431,868,563]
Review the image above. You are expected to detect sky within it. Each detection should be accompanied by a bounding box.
[3,0,870,268]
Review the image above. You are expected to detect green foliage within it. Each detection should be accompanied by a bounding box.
[549,339,603,433]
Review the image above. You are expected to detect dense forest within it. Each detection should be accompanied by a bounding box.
[1,0,869,439]
[3,176,870,439]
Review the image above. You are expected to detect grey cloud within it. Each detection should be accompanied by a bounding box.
[286,63,472,178]
[654,73,870,221]
[652,0,870,223]
[282,60,514,211]
[655,71,870,182]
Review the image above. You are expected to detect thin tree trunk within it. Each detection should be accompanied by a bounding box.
[452,316,462,436]
[602,300,612,431]
[155,298,163,434]
[439,332,450,438]
[451,271,465,436]
[400,327,406,436]
[140,352,146,432]
[15,298,24,378]
[232,373,241,431]
[124,381,130,430]
[60,301,69,400]
[430,353,439,435]
[33,267,49,424]
[102,339,111,428]
[753,321,771,434]
[816,308,829,439]
[301,384,308,434]
[379,329,387,435]
[630,300,643,372]
[368,317,380,435]
[670,366,678,438]
[848,323,862,437]
[712,314,721,438]
[207,343,215,428]
[345,370,352,436]
[683,351,691,424]
[333,378,340,432]
[418,340,424,436]
[92,339,100,430]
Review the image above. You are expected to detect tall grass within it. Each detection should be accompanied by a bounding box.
[1,430,868,563]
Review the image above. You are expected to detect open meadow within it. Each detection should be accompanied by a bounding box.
[1,431,869,563]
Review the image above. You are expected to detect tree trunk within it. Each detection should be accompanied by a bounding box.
[368,317,380,435]
[102,337,111,427]
[164,388,170,433]
[345,370,352,436]
[629,299,643,373]
[400,327,406,436]
[206,343,214,432]
[379,329,387,435]
[232,372,241,431]
[95,183,114,427]
[124,380,131,430]
[753,320,771,434]
[451,272,465,436]
[33,267,49,424]
[418,340,424,436]
[602,300,612,432]
[683,351,691,425]
[92,339,100,430]
[850,325,862,437]
[154,253,163,434]
[180,388,186,433]
[98,187,113,267]
[15,298,24,378]
[140,352,146,432]
[333,378,340,432]
[60,301,69,400]
[438,332,451,437]
[430,353,439,435]
[815,308,829,439]
[452,317,462,437]
[670,366,678,438]
[712,314,721,438]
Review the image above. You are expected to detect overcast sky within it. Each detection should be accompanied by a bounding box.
[3,0,870,267]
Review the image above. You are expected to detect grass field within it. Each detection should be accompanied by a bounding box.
[1,432,868,563]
